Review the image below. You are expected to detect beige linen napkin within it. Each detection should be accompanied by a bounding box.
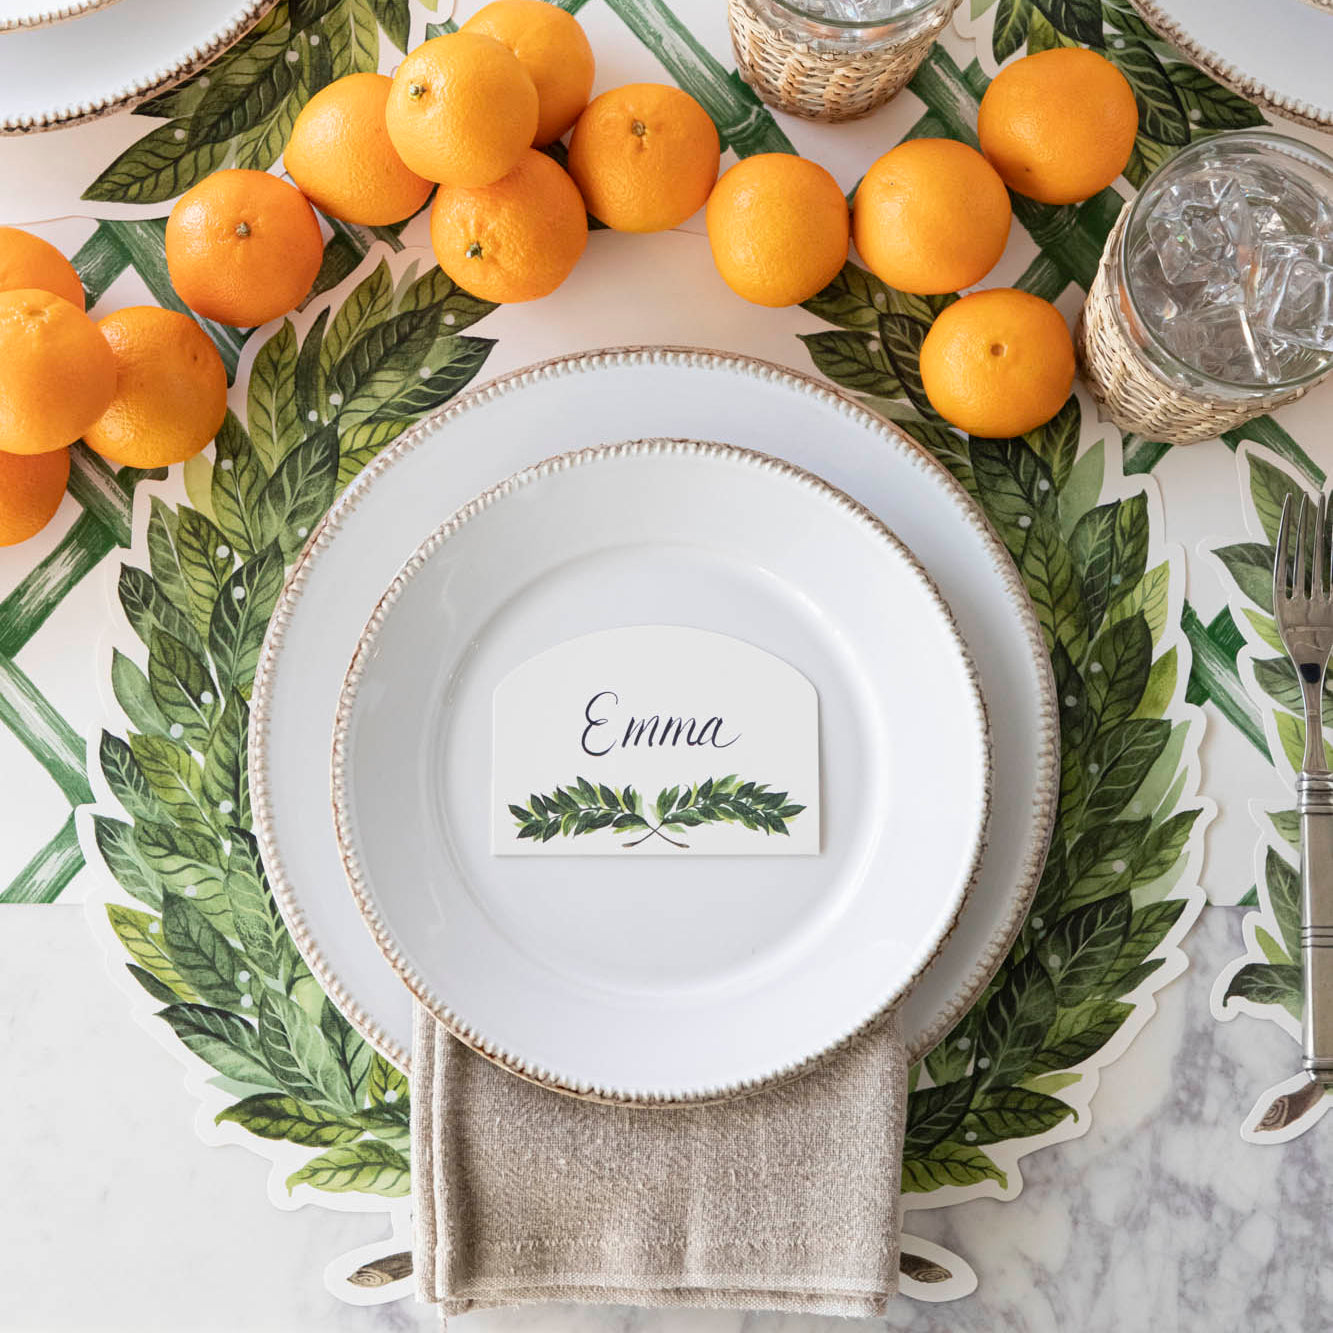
[411,1005,908,1318]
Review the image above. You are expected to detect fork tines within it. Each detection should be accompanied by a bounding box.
[1275,492,1333,606]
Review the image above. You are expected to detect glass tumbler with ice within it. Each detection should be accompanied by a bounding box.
[1120,131,1333,393]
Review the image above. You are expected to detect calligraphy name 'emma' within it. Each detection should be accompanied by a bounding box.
[581,690,740,757]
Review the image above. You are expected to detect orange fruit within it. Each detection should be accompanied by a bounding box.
[0,448,70,546]
[462,0,595,147]
[430,148,586,303]
[284,72,433,226]
[853,139,1011,297]
[706,154,849,307]
[166,169,323,328]
[568,83,720,233]
[0,290,116,456]
[84,308,228,468]
[919,288,1074,438]
[385,32,538,187]
[0,227,85,309]
[978,48,1138,205]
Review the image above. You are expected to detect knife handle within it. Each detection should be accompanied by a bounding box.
[1298,772,1333,1085]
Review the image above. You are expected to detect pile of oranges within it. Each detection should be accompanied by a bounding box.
[0,227,227,547]
[161,11,1136,337]
[0,11,1142,546]
[158,26,1138,438]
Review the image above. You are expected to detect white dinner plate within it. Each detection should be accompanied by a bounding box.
[0,0,120,33]
[0,0,274,133]
[1131,0,1333,131]
[329,439,991,1102]
[251,349,1059,1084]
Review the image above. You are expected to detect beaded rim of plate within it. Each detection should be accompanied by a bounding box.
[1128,0,1333,131]
[248,347,1060,1090]
[0,0,123,34]
[328,436,994,1105]
[0,0,277,134]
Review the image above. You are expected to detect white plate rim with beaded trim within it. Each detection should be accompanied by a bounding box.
[0,0,275,133]
[328,438,992,1104]
[0,0,121,35]
[1129,0,1333,131]
[250,348,1059,1092]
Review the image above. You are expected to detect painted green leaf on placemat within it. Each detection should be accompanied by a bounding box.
[800,256,1199,1197]
[217,1093,367,1146]
[161,891,243,1007]
[368,1050,409,1106]
[284,1139,411,1196]
[107,904,199,1002]
[1223,850,1303,1022]
[159,1003,281,1088]
[992,0,1034,62]
[959,1085,1078,1143]
[902,1140,1008,1193]
[84,1,415,205]
[94,249,496,1196]
[1226,961,1302,1019]
[95,817,164,910]
[902,1077,973,1154]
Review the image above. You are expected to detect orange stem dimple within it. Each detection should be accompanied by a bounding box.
[236,221,252,239]
[408,82,426,100]
[465,241,483,260]
[631,119,646,137]
[989,342,1006,357]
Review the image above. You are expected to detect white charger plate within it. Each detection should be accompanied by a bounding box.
[1131,0,1333,130]
[330,439,992,1102]
[0,0,274,133]
[0,0,121,33]
[251,349,1060,1083]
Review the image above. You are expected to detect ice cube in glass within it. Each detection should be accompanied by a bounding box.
[1248,236,1333,352]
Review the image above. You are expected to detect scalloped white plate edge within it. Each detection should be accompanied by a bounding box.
[1130,0,1333,131]
[0,0,276,133]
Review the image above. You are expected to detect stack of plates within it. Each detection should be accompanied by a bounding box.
[252,349,1061,1104]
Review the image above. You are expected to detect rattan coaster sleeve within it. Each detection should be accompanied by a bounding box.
[728,0,958,123]
[1076,207,1324,447]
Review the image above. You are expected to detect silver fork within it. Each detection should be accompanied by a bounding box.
[1274,492,1333,1085]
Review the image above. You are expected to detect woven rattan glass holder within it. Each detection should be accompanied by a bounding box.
[1078,208,1328,447]
[728,0,958,122]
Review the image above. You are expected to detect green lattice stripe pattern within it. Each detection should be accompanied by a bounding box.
[0,0,1267,1196]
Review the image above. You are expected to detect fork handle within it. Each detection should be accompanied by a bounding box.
[1298,772,1333,1085]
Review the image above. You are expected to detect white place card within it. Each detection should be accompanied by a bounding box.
[492,625,820,856]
